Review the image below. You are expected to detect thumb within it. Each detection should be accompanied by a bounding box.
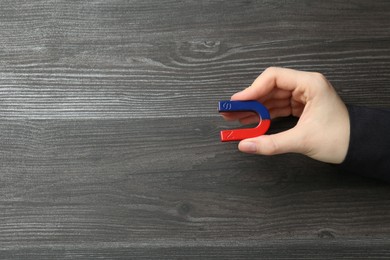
[238,128,304,155]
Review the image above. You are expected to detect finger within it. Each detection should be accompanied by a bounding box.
[291,99,305,117]
[238,127,304,155]
[258,89,292,103]
[270,89,292,99]
[263,98,291,110]
[233,88,291,103]
[269,106,292,119]
[231,67,302,101]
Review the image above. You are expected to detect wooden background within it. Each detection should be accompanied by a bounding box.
[0,0,389,259]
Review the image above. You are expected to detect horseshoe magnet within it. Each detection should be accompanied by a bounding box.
[218,100,271,142]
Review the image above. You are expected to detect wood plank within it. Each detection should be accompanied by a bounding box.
[2,240,390,259]
[0,118,389,255]
[0,0,389,119]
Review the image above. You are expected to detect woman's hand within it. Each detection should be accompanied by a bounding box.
[222,67,350,164]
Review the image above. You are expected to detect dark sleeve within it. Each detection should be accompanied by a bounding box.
[337,105,390,182]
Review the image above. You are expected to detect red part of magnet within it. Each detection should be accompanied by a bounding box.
[218,100,271,142]
[220,119,270,142]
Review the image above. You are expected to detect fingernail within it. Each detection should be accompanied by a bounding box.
[239,141,257,153]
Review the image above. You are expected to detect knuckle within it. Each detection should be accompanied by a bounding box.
[311,71,326,80]
[264,66,279,74]
[310,72,328,84]
[263,136,279,155]
[309,72,332,91]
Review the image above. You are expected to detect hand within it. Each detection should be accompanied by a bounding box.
[222,67,350,164]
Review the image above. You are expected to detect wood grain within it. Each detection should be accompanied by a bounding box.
[1,118,390,258]
[0,1,389,119]
[0,0,389,259]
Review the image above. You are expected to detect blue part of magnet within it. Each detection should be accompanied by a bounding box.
[218,100,270,120]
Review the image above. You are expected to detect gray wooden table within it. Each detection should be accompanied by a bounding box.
[0,0,390,259]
